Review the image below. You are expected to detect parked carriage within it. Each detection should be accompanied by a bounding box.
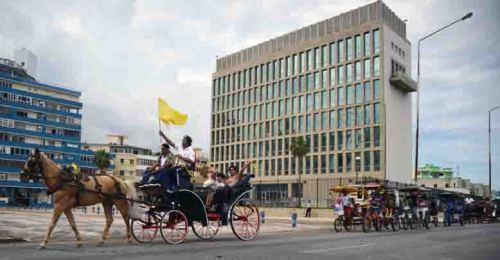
[130,171,260,244]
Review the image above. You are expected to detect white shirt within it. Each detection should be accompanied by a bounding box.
[160,155,168,167]
[173,144,195,162]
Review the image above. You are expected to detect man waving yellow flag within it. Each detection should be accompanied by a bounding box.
[158,97,188,125]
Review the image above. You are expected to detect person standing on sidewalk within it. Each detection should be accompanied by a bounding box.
[305,200,312,218]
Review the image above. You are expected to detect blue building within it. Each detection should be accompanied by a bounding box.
[0,57,97,207]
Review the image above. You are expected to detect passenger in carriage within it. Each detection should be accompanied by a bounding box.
[225,160,253,188]
[140,143,175,186]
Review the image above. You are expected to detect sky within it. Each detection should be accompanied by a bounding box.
[0,0,499,189]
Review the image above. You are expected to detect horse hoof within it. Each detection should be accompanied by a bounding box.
[37,244,46,250]
[98,239,106,245]
[76,242,83,248]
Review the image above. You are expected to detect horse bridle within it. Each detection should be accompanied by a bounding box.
[23,155,58,183]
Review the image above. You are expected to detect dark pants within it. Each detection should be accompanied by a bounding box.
[305,207,312,217]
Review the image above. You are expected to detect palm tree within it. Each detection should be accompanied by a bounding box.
[290,136,309,208]
[94,149,111,174]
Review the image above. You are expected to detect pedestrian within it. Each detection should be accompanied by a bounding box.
[305,200,312,218]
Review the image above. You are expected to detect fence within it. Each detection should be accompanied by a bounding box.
[250,176,417,208]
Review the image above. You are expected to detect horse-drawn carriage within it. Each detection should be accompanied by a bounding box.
[464,199,496,224]
[130,170,260,244]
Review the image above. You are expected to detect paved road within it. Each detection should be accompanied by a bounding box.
[1,221,499,260]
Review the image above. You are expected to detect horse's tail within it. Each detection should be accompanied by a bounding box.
[118,179,137,200]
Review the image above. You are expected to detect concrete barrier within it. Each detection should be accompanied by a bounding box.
[259,207,335,219]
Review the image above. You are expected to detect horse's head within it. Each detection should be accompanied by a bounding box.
[21,148,44,182]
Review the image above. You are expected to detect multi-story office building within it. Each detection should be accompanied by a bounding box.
[0,56,96,206]
[83,135,157,181]
[210,1,416,204]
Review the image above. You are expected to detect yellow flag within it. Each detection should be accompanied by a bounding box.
[158,98,188,125]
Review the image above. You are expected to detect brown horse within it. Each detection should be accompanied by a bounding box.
[22,149,136,249]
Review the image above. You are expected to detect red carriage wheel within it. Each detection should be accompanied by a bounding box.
[131,220,159,243]
[160,210,188,244]
[192,219,221,240]
[230,198,260,241]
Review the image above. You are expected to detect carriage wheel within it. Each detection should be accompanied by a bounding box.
[131,212,159,243]
[333,217,343,232]
[160,210,188,244]
[230,198,260,241]
[433,217,439,227]
[131,219,159,243]
[192,220,221,240]
[423,216,430,230]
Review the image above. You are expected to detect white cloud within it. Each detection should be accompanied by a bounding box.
[54,15,89,40]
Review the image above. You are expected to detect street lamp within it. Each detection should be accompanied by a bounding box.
[489,105,500,198]
[355,156,361,184]
[414,12,473,182]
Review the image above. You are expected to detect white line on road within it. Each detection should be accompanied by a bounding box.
[301,242,374,254]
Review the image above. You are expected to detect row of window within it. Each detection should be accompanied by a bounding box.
[0,116,81,139]
[0,133,79,150]
[212,29,380,96]
[0,91,80,115]
[212,80,381,129]
[0,81,12,89]
[212,64,380,114]
[0,146,93,163]
[213,150,382,177]
[211,128,381,163]
[211,104,381,145]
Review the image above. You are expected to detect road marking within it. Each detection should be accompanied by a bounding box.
[301,242,374,254]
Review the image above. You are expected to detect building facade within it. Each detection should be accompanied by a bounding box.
[0,57,96,206]
[210,1,416,204]
[417,164,490,197]
[83,135,157,181]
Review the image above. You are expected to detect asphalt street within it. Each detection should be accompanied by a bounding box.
[1,221,499,260]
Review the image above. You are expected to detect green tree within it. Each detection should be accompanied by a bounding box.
[290,136,309,208]
[94,149,111,173]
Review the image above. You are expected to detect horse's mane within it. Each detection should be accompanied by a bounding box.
[40,153,61,173]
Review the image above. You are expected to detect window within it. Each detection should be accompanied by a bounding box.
[321,45,328,67]
[346,108,354,127]
[329,68,336,87]
[374,56,380,77]
[315,72,320,89]
[364,128,371,148]
[329,154,335,174]
[322,112,327,130]
[314,113,320,131]
[346,64,353,83]
[374,103,380,124]
[330,43,336,65]
[365,105,371,125]
[329,89,336,108]
[374,150,381,171]
[356,106,363,126]
[346,130,352,150]
[355,35,361,58]
[329,132,335,150]
[329,111,335,129]
[337,153,343,173]
[301,52,307,73]
[338,109,345,129]
[374,126,380,147]
[355,61,361,81]
[355,129,362,149]
[338,40,345,62]
[120,159,125,164]
[307,49,314,71]
[347,37,353,60]
[306,94,312,111]
[347,86,354,105]
[364,59,371,79]
[294,54,299,75]
[322,70,327,88]
[338,65,344,85]
[130,159,134,165]
[346,153,352,172]
[364,150,370,171]
[337,131,344,151]
[315,47,321,69]
[355,84,363,104]
[306,114,311,132]
[364,82,371,102]
[373,29,380,55]
[374,80,380,100]
[338,87,345,106]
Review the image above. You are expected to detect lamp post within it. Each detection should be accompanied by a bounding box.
[355,156,361,184]
[489,105,500,198]
[414,12,473,182]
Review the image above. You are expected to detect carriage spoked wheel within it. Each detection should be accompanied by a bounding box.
[390,217,399,232]
[160,210,189,244]
[131,211,160,243]
[192,220,221,240]
[230,197,260,241]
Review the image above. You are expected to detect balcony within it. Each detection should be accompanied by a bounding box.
[390,71,417,93]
